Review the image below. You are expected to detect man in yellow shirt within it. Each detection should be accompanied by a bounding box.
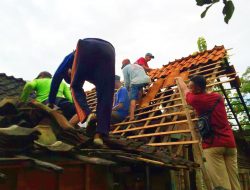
[20,71,75,119]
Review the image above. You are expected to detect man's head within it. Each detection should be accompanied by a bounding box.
[188,75,206,94]
[36,71,52,79]
[145,53,154,62]
[121,59,131,69]
[115,75,122,89]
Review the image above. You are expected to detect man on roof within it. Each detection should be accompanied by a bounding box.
[48,38,115,146]
[135,53,154,72]
[86,75,130,131]
[111,75,130,125]
[122,59,151,121]
[20,71,75,120]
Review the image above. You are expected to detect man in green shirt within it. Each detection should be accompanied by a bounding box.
[20,71,75,119]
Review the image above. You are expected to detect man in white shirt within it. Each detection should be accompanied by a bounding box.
[122,59,151,121]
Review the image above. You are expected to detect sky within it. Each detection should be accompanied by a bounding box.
[0,0,249,90]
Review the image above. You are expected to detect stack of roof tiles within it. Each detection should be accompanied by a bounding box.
[148,45,227,87]
[0,73,26,100]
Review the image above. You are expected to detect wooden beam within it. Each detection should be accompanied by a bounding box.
[112,111,186,127]
[188,61,223,73]
[128,129,191,139]
[111,119,198,134]
[147,140,199,146]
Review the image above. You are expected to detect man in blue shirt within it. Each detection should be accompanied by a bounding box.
[48,38,115,145]
[111,75,130,125]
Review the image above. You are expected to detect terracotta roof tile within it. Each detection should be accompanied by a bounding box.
[162,69,180,88]
[150,46,227,80]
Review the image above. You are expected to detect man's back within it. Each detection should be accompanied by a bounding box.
[186,92,236,149]
[113,87,130,117]
[122,64,150,88]
[21,78,72,103]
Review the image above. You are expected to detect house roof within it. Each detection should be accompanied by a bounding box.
[0,73,26,100]
[1,45,249,171]
[148,45,227,80]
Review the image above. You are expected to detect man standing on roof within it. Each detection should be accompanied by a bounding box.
[176,75,241,190]
[122,59,151,121]
[48,38,115,145]
[135,53,154,72]
[20,71,75,120]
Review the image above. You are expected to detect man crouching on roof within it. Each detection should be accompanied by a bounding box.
[20,71,76,120]
[48,38,115,146]
[122,59,151,121]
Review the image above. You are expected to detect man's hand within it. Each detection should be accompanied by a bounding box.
[175,77,183,82]
[47,103,59,110]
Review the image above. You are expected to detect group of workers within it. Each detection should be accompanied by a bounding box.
[20,38,241,190]
[20,38,154,145]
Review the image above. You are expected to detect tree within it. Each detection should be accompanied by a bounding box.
[197,37,207,52]
[229,67,250,130]
[196,0,235,24]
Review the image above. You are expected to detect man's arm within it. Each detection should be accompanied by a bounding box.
[175,77,190,96]
[113,103,124,111]
[122,68,130,90]
[48,52,74,104]
[140,65,152,72]
[20,80,37,102]
[113,88,128,111]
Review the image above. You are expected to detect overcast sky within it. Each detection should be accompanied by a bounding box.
[0,0,249,90]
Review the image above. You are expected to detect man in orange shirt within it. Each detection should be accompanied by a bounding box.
[135,53,154,72]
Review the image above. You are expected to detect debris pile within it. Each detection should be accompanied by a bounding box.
[0,98,199,169]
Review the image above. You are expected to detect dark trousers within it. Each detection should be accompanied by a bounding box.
[43,98,76,120]
[71,38,115,136]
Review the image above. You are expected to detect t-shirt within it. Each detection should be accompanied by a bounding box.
[135,57,149,68]
[186,92,236,149]
[113,87,130,118]
[122,64,151,89]
[20,78,72,103]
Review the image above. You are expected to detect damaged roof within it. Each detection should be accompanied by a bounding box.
[0,73,26,100]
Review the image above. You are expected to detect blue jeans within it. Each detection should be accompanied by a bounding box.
[130,83,148,100]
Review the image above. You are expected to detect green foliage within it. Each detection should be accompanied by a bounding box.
[228,67,250,130]
[241,67,250,94]
[196,0,235,24]
[197,37,207,52]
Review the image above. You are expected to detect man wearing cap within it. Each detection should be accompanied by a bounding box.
[135,53,154,72]
[111,75,130,125]
[122,59,151,121]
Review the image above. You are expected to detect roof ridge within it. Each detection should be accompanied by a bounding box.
[163,45,226,67]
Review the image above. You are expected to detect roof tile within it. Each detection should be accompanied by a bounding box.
[150,45,227,80]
